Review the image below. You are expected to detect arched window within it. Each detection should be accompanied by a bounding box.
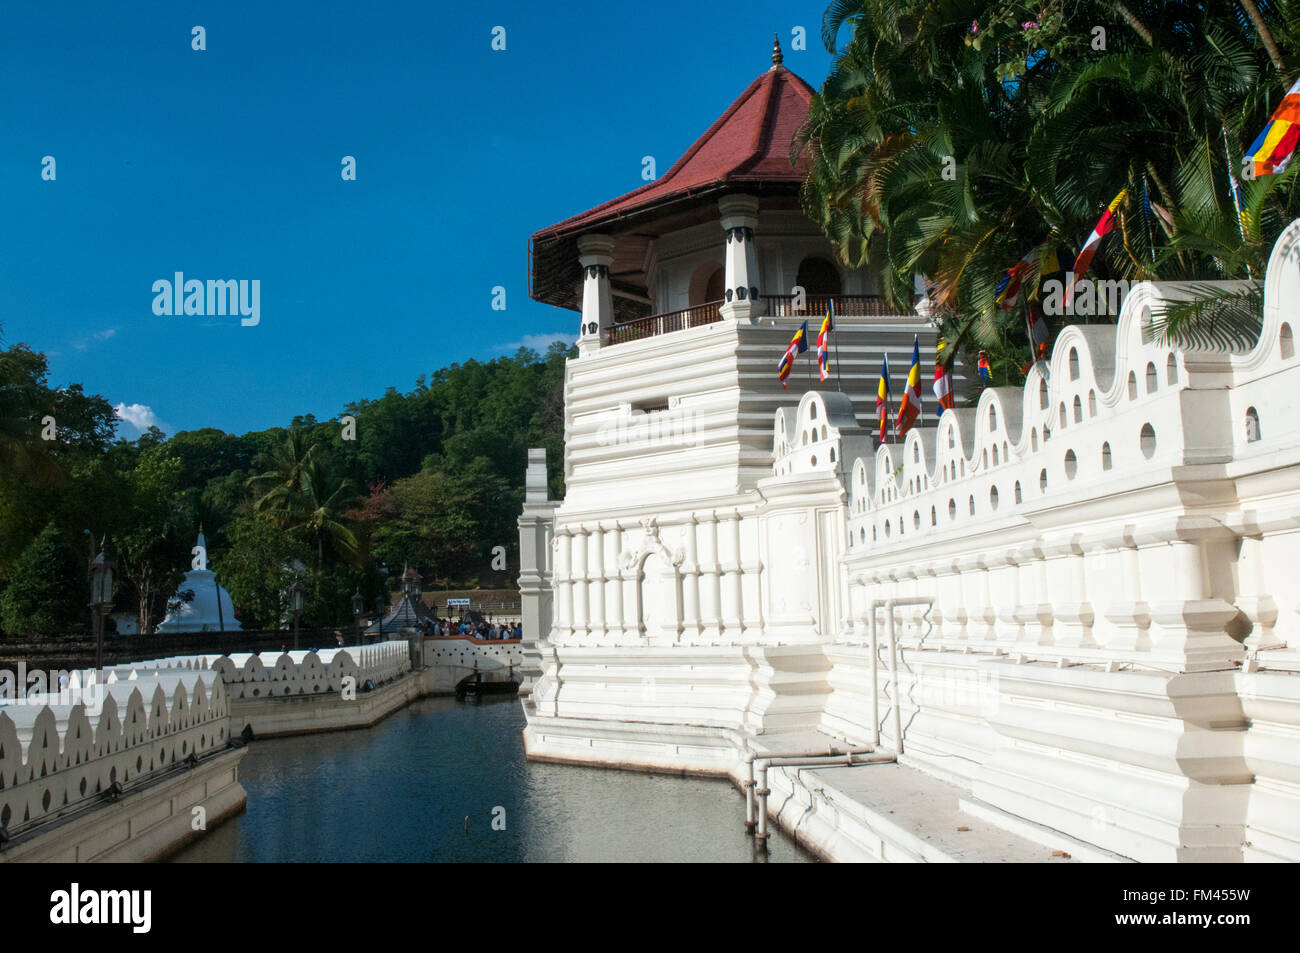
[1246,407,1261,443]
[1282,323,1295,360]
[795,257,843,295]
[689,261,725,306]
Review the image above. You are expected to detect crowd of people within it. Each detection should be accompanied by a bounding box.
[418,616,521,640]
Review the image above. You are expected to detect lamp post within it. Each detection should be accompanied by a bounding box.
[89,540,116,673]
[288,579,305,651]
[351,589,364,645]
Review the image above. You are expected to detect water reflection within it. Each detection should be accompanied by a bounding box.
[171,695,814,863]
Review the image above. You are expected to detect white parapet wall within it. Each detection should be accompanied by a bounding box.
[0,668,246,862]
[211,643,410,701]
[519,217,1300,862]
[423,636,522,694]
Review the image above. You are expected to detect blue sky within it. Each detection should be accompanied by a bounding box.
[0,1,836,437]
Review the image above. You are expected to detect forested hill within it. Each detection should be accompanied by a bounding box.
[0,338,571,635]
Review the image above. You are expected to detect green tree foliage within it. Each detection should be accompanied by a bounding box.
[213,516,310,631]
[113,447,190,635]
[0,522,85,635]
[798,0,1300,376]
[0,337,572,633]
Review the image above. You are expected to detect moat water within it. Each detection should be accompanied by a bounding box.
[170,695,814,863]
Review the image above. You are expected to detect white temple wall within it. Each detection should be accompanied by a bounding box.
[523,218,1300,862]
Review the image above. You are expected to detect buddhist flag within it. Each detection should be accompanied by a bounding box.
[994,254,1033,311]
[777,320,808,388]
[897,336,922,437]
[816,300,834,381]
[1247,75,1300,177]
[933,363,953,416]
[1068,188,1127,304]
[977,351,992,384]
[876,354,892,444]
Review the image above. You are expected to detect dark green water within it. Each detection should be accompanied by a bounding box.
[170,695,813,863]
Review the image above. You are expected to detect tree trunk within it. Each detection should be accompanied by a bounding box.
[1240,0,1285,73]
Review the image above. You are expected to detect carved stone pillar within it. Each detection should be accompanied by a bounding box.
[1142,519,1243,672]
[554,526,573,641]
[1237,534,1283,652]
[588,523,606,639]
[1012,542,1054,645]
[682,515,702,640]
[1100,528,1151,653]
[719,510,744,638]
[1046,535,1094,649]
[608,522,626,641]
[570,526,589,640]
[577,234,615,356]
[699,511,723,639]
[718,195,762,323]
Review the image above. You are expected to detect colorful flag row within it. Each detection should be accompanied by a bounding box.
[874,335,954,446]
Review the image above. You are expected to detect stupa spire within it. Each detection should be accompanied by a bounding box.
[771,33,783,70]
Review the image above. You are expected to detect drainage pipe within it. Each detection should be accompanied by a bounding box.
[744,746,874,833]
[753,751,896,848]
[867,597,934,757]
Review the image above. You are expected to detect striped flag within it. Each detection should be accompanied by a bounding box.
[994,253,1034,311]
[1247,75,1300,177]
[1067,188,1127,304]
[777,320,808,389]
[897,336,922,437]
[816,300,834,381]
[876,354,892,445]
[933,363,953,416]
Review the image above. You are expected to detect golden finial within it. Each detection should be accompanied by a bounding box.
[771,33,784,69]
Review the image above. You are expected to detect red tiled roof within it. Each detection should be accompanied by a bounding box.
[533,66,815,243]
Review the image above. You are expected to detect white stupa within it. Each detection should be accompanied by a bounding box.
[156,532,242,633]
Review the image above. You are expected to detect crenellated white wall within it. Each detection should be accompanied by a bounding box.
[521,217,1300,862]
[0,668,239,854]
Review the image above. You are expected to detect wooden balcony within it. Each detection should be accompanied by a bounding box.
[608,300,723,344]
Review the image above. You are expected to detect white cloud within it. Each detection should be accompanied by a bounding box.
[114,402,164,434]
[494,331,577,353]
[73,328,116,351]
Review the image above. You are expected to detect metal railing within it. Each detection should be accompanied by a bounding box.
[608,300,724,344]
[762,293,917,318]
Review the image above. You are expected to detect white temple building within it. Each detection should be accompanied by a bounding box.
[514,42,1300,862]
[156,533,242,633]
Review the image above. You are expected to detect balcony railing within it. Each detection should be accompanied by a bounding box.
[608,300,723,344]
[603,294,918,346]
[762,294,916,318]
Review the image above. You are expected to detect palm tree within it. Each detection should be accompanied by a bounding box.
[297,456,361,568]
[247,427,318,520]
[797,0,1297,374]
[247,428,361,567]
